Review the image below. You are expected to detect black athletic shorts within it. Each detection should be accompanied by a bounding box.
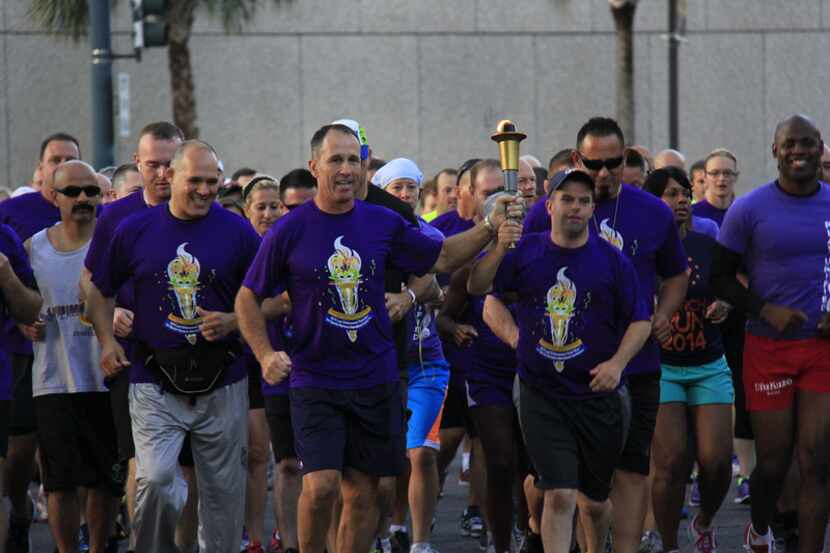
[291,381,405,476]
[248,365,265,410]
[617,371,661,475]
[439,374,477,438]
[9,353,36,435]
[519,381,630,502]
[108,369,135,461]
[264,394,295,462]
[34,392,125,496]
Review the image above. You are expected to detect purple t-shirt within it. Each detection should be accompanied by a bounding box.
[93,203,261,384]
[431,209,476,378]
[523,184,688,375]
[406,220,446,367]
[85,191,147,278]
[469,293,517,383]
[718,181,830,339]
[0,192,60,356]
[243,200,443,390]
[494,233,649,399]
[0,224,36,399]
[692,199,728,227]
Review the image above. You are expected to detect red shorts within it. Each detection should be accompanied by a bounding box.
[743,333,830,411]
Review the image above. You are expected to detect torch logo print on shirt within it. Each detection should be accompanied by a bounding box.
[599,218,624,251]
[536,267,585,372]
[164,242,203,344]
[325,236,373,342]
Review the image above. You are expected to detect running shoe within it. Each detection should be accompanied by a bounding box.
[372,536,392,553]
[460,507,484,538]
[742,523,773,553]
[521,532,543,553]
[246,541,266,553]
[688,514,717,553]
[637,530,663,553]
[734,476,751,505]
[6,516,31,553]
[391,529,410,553]
[79,523,90,553]
[410,544,438,553]
[688,478,701,507]
[267,529,284,553]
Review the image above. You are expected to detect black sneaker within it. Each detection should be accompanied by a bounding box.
[523,531,543,553]
[6,516,31,553]
[391,529,410,553]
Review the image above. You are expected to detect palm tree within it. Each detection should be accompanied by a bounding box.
[29,0,288,138]
[608,0,638,143]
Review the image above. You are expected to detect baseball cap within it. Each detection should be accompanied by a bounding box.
[331,118,369,160]
[547,169,594,195]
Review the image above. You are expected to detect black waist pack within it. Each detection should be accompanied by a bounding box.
[137,341,239,396]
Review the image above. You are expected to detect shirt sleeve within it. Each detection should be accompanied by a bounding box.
[91,220,133,298]
[243,223,289,299]
[717,196,751,255]
[492,247,521,294]
[0,227,34,289]
[389,215,443,277]
[655,207,688,279]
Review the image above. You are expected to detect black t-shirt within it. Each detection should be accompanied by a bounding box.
[364,185,419,373]
[660,229,725,366]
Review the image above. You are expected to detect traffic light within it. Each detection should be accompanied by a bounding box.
[131,0,169,51]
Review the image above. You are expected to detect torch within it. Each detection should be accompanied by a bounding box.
[491,119,527,196]
[491,120,526,247]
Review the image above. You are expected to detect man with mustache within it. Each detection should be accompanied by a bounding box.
[0,132,80,553]
[24,160,121,553]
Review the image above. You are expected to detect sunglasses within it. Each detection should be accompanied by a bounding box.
[580,155,624,172]
[55,185,101,198]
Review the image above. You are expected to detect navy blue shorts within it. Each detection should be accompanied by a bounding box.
[290,382,405,476]
[466,371,515,409]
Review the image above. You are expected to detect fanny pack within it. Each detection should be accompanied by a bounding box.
[137,341,239,396]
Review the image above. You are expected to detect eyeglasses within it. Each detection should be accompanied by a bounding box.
[706,169,739,179]
[580,155,624,172]
[54,185,101,198]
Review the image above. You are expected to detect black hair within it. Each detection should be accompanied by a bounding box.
[689,159,705,176]
[575,117,625,149]
[624,148,646,171]
[456,158,481,187]
[310,124,358,159]
[138,121,184,142]
[39,132,81,161]
[533,166,548,198]
[279,168,317,199]
[642,167,691,198]
[231,167,257,182]
[547,148,574,173]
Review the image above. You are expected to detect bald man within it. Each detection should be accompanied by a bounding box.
[653,149,686,171]
[25,161,122,553]
[712,115,830,553]
[86,140,261,553]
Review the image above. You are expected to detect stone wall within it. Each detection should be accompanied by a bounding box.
[2,0,829,195]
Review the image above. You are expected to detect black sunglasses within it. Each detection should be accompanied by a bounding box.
[55,185,101,198]
[580,155,624,172]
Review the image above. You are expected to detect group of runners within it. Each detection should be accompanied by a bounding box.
[0,112,829,553]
